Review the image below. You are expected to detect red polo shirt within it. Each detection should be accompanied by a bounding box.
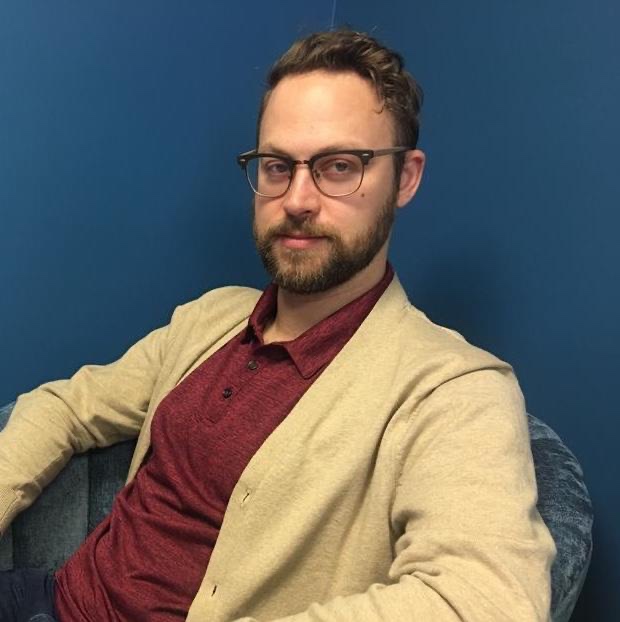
[55,265,394,622]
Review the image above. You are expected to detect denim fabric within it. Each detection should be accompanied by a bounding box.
[0,568,57,621]
[0,402,592,621]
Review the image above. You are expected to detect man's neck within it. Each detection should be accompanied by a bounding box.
[263,259,388,344]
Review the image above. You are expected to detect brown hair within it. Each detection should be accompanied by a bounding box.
[257,29,423,177]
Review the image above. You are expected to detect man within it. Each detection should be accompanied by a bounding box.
[0,30,555,621]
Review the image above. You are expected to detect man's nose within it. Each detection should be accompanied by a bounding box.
[282,164,321,218]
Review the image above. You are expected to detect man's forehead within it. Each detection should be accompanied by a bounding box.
[259,70,393,150]
[263,70,383,115]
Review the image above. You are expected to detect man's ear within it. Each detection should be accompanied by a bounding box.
[396,149,425,208]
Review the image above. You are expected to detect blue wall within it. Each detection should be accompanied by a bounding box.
[336,2,619,620]
[1,2,617,619]
[0,1,332,400]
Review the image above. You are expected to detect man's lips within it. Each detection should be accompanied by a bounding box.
[276,234,328,250]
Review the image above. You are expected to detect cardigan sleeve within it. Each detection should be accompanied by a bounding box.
[232,369,556,622]
[0,303,186,534]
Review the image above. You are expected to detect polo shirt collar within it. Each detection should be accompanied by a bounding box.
[244,264,394,379]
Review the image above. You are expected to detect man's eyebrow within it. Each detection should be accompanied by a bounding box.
[258,143,366,156]
[256,143,292,156]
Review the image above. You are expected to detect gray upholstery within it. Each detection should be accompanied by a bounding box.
[528,415,593,621]
[0,401,592,621]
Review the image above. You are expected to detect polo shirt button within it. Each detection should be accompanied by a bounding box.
[247,360,259,371]
[222,387,233,399]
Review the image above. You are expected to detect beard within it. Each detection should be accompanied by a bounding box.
[253,190,397,295]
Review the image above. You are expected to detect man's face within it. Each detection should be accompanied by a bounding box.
[252,70,402,294]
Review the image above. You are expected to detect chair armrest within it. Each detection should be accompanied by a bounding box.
[528,414,593,622]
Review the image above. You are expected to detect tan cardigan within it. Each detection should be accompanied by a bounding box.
[0,277,555,621]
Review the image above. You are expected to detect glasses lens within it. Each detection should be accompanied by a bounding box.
[245,156,291,197]
[313,153,364,197]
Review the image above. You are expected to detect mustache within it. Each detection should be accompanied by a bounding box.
[263,219,336,240]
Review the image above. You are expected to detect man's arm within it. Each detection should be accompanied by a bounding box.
[233,369,556,622]
[0,312,175,534]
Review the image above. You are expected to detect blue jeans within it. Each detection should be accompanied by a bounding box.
[0,569,57,622]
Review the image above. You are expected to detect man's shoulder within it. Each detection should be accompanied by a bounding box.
[193,284,263,308]
[166,285,262,336]
[179,285,262,314]
[375,277,511,376]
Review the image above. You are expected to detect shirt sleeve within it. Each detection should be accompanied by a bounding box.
[232,369,556,622]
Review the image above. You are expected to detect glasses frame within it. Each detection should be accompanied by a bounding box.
[237,147,412,198]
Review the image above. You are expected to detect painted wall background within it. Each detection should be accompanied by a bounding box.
[336,3,619,620]
[0,1,332,398]
[1,1,617,619]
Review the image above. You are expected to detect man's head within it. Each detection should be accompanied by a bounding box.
[248,30,425,294]
[257,30,423,180]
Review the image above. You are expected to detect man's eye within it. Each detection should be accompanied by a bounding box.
[263,160,289,175]
[317,157,359,177]
[332,161,351,173]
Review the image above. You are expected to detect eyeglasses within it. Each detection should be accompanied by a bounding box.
[237,147,411,198]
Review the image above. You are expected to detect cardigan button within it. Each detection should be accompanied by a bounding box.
[222,387,233,399]
[247,360,259,371]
